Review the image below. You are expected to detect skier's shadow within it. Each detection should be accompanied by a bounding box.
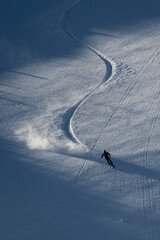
[113,158,160,182]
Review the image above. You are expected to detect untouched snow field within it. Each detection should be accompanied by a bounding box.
[1,0,160,239]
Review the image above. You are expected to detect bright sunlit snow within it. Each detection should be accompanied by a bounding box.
[1,0,160,239]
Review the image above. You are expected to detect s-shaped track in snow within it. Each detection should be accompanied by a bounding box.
[61,0,116,149]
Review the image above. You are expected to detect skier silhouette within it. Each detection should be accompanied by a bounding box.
[101,150,115,168]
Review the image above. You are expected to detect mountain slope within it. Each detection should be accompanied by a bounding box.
[0,0,160,239]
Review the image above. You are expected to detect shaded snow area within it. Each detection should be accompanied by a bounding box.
[1,0,160,239]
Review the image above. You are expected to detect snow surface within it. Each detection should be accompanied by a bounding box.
[1,0,160,239]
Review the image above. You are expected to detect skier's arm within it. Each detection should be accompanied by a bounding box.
[101,153,104,158]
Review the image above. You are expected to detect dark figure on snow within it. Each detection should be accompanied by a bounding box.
[101,150,115,168]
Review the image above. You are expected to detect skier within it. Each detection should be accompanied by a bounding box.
[101,150,115,168]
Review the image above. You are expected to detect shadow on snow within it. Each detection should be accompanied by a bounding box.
[0,0,160,72]
[0,137,143,240]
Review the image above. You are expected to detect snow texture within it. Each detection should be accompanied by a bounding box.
[0,0,160,239]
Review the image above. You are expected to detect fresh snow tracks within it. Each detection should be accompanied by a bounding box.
[62,0,116,149]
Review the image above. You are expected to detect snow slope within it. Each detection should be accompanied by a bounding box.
[0,0,160,239]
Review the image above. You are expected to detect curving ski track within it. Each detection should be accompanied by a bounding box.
[61,0,116,149]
